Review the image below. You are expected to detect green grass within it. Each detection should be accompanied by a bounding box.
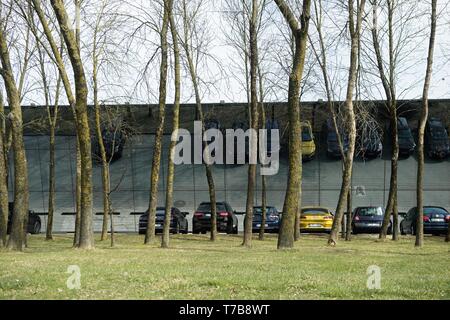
[0,233,449,300]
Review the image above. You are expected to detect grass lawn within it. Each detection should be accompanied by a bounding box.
[0,233,449,300]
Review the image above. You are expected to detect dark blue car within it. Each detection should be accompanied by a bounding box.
[400,206,449,235]
[251,206,280,233]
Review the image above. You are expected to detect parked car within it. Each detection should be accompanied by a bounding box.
[301,121,316,161]
[300,207,334,233]
[324,118,349,158]
[396,117,416,156]
[251,206,280,233]
[92,127,125,162]
[352,206,391,235]
[138,207,188,235]
[425,118,449,159]
[400,206,449,236]
[357,126,383,159]
[193,202,238,234]
[7,202,41,235]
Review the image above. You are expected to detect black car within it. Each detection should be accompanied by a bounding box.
[357,128,383,159]
[324,118,349,158]
[251,206,280,233]
[193,202,238,234]
[396,117,416,156]
[352,206,391,234]
[93,127,125,162]
[138,207,188,235]
[400,206,449,236]
[7,202,41,235]
[425,118,449,159]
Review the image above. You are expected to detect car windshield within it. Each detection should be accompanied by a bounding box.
[423,207,448,216]
[302,128,312,141]
[254,207,275,215]
[197,203,227,212]
[301,208,329,215]
[357,207,383,216]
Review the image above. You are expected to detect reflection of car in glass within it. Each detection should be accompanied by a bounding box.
[395,117,416,157]
[352,206,391,235]
[357,126,383,159]
[323,118,349,158]
[425,118,449,159]
[265,120,280,156]
[193,202,238,234]
[229,121,249,163]
[7,202,41,235]
[139,207,188,235]
[301,121,316,161]
[300,207,334,233]
[251,206,280,233]
[400,206,449,236]
[92,128,125,162]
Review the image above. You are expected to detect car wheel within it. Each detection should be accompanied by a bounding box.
[226,222,234,234]
[32,220,41,235]
[233,225,238,234]
[183,222,189,234]
[411,225,415,236]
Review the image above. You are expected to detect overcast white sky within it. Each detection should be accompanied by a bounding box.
[2,0,450,106]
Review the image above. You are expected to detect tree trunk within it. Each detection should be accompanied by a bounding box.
[0,98,8,247]
[0,27,29,252]
[328,0,365,246]
[73,143,82,247]
[162,0,179,249]
[145,0,170,245]
[46,124,56,240]
[416,0,437,248]
[242,0,260,248]
[345,188,352,241]
[258,67,266,241]
[51,0,94,249]
[274,0,311,249]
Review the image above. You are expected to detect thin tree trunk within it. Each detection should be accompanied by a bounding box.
[180,0,217,241]
[0,97,8,247]
[0,26,29,252]
[258,66,266,241]
[274,0,311,249]
[93,52,110,241]
[416,0,437,248]
[345,188,352,241]
[51,0,94,249]
[162,0,179,249]
[242,0,260,248]
[328,0,365,246]
[145,1,170,245]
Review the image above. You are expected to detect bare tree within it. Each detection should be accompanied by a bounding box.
[145,0,170,244]
[416,0,437,248]
[328,0,366,246]
[162,0,180,249]
[0,1,30,251]
[179,0,218,240]
[50,0,94,249]
[274,0,311,249]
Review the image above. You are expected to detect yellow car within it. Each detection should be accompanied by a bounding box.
[300,207,334,233]
[301,121,316,160]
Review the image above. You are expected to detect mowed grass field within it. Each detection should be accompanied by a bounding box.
[0,233,449,300]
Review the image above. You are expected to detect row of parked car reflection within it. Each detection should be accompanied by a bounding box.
[91,116,449,163]
[137,202,450,236]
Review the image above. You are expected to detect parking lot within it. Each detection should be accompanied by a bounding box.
[9,134,450,233]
